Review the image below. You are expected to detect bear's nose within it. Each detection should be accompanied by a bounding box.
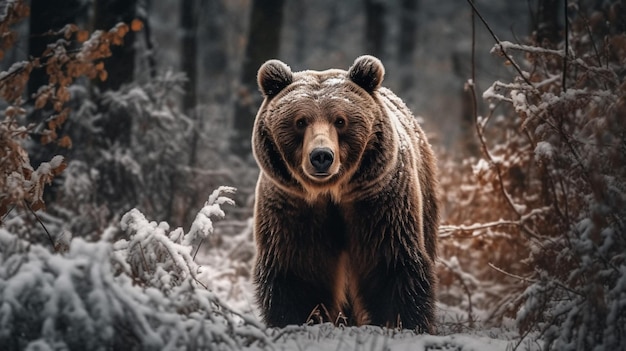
[309,148,334,174]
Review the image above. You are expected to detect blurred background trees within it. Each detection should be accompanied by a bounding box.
[3,0,536,231]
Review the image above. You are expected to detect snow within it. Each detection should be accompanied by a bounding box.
[0,189,531,350]
[0,60,29,80]
[255,325,516,351]
[494,41,564,56]
[534,141,554,160]
[472,158,490,176]
[1,0,623,349]
[322,77,345,86]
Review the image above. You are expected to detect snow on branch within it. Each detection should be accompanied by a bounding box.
[0,188,270,350]
[187,186,236,246]
[492,41,564,57]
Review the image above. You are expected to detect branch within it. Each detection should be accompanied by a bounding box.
[439,220,520,238]
[439,259,475,328]
[466,4,544,243]
[465,0,534,87]
[487,262,536,284]
[24,200,57,251]
[562,0,569,92]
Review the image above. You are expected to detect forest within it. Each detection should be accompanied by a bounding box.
[0,0,625,350]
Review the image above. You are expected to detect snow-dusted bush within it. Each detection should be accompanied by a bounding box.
[0,0,129,227]
[0,187,270,350]
[440,1,625,349]
[48,67,254,239]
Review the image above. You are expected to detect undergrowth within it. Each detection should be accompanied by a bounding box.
[438,1,625,349]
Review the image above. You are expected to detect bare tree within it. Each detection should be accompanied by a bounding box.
[26,0,84,200]
[364,0,386,58]
[532,0,561,45]
[93,0,137,91]
[232,0,285,158]
[90,0,138,213]
[180,0,198,112]
[397,0,418,91]
[202,0,228,95]
[28,0,83,97]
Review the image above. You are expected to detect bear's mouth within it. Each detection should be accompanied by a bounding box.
[302,167,337,183]
[301,167,337,185]
[313,172,331,178]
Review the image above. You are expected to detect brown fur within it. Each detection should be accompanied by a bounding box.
[252,56,439,332]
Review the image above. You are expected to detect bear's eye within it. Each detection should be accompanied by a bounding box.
[334,117,346,128]
[295,118,307,130]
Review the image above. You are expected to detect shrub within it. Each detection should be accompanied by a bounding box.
[439,1,625,348]
[0,187,269,350]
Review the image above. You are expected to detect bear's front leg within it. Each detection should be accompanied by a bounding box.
[356,251,436,332]
[254,267,336,327]
[253,186,346,327]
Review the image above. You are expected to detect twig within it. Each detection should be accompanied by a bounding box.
[488,262,536,284]
[138,241,150,274]
[440,259,475,328]
[488,262,584,297]
[24,200,56,251]
[438,220,520,238]
[467,30,543,243]
[465,0,534,87]
[271,325,308,342]
[562,0,569,92]
[1,205,16,223]
[192,238,204,260]
[471,5,476,87]
[192,276,209,290]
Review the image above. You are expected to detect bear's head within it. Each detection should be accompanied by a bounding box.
[252,56,396,202]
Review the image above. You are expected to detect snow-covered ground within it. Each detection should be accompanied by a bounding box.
[1,188,533,350]
[192,200,533,351]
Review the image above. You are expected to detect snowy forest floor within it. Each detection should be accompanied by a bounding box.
[194,216,534,351]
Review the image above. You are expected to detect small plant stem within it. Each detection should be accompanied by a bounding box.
[24,201,56,251]
[466,0,534,87]
[562,0,569,92]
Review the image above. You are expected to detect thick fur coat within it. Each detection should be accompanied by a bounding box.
[252,56,439,332]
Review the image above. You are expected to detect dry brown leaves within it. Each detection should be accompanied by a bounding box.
[0,0,136,220]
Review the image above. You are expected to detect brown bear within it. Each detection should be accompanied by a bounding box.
[251,55,439,332]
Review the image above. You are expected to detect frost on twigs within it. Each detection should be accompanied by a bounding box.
[0,189,270,350]
[187,186,236,245]
[439,2,625,349]
[117,186,236,292]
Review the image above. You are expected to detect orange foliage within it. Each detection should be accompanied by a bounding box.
[0,0,130,220]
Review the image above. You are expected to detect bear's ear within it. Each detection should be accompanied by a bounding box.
[257,59,293,97]
[348,55,385,93]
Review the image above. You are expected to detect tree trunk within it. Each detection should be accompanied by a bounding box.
[452,51,479,157]
[180,0,198,112]
[27,0,84,199]
[28,0,82,97]
[92,0,137,149]
[534,0,561,45]
[364,0,386,59]
[179,0,201,227]
[90,0,138,215]
[397,0,418,91]
[293,1,308,62]
[231,0,285,158]
[93,0,137,91]
[138,0,157,79]
[202,0,228,94]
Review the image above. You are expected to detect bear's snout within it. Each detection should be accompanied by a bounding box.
[309,147,334,175]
